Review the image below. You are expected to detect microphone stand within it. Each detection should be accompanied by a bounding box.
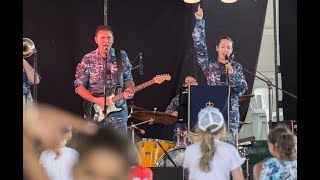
[131,52,143,75]
[242,68,297,130]
[225,60,232,135]
[132,65,141,70]
[103,49,109,123]
[33,49,38,102]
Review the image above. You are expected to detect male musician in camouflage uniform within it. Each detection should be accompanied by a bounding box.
[165,73,198,146]
[192,5,248,145]
[74,25,135,134]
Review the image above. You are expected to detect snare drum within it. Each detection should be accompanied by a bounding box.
[137,138,175,167]
[156,147,186,167]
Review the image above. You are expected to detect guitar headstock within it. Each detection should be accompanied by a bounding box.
[153,74,171,84]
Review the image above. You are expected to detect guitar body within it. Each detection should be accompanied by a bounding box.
[83,86,125,122]
[82,74,171,123]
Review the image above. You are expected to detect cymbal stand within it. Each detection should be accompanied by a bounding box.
[238,145,250,179]
[127,118,154,144]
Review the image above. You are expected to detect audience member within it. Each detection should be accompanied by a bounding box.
[130,166,153,180]
[254,125,297,180]
[23,103,97,180]
[183,106,244,180]
[72,127,138,180]
[39,126,79,180]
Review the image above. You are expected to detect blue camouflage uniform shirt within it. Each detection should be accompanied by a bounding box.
[74,48,133,132]
[192,19,248,145]
[23,68,33,104]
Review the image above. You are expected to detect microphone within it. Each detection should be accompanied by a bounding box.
[225,54,230,62]
[225,52,234,62]
[135,126,145,134]
[139,52,143,75]
[105,46,110,57]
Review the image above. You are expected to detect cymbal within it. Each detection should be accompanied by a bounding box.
[128,104,149,111]
[239,121,252,125]
[131,111,177,125]
[238,95,254,102]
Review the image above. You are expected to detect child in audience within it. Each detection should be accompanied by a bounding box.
[183,106,244,180]
[39,125,79,180]
[258,125,297,179]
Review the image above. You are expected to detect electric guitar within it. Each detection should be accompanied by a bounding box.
[83,74,171,122]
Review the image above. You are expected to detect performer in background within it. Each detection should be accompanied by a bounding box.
[165,73,198,146]
[74,25,135,134]
[192,5,248,145]
[23,58,40,105]
[23,38,40,105]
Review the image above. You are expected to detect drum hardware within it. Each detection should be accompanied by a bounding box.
[237,136,256,147]
[156,141,177,167]
[128,104,150,112]
[131,110,177,125]
[238,94,254,102]
[239,121,252,125]
[238,145,250,179]
[128,118,154,145]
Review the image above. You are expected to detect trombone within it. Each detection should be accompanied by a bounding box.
[23,38,36,58]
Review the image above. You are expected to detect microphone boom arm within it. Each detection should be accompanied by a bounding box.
[242,68,297,99]
[242,68,297,130]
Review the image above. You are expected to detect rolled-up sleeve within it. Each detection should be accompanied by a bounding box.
[74,56,89,90]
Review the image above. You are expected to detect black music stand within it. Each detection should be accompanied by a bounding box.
[177,87,188,124]
[188,85,230,135]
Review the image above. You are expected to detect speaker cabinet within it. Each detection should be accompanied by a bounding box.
[150,167,184,180]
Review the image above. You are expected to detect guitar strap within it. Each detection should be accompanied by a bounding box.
[115,49,124,88]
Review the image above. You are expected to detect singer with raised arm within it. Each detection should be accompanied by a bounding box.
[192,5,248,145]
[74,25,135,135]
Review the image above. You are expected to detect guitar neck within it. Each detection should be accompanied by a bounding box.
[111,79,155,102]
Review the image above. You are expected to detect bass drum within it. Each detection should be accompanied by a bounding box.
[155,147,186,167]
[137,138,175,167]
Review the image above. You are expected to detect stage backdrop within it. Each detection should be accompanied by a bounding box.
[23,0,268,140]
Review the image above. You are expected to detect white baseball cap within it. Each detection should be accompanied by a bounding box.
[198,106,225,133]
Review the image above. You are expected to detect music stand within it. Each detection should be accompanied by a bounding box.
[177,87,188,124]
[188,85,230,135]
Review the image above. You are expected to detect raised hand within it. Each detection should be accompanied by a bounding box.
[23,103,97,146]
[194,4,203,19]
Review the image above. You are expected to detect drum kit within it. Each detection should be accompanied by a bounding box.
[127,104,187,168]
